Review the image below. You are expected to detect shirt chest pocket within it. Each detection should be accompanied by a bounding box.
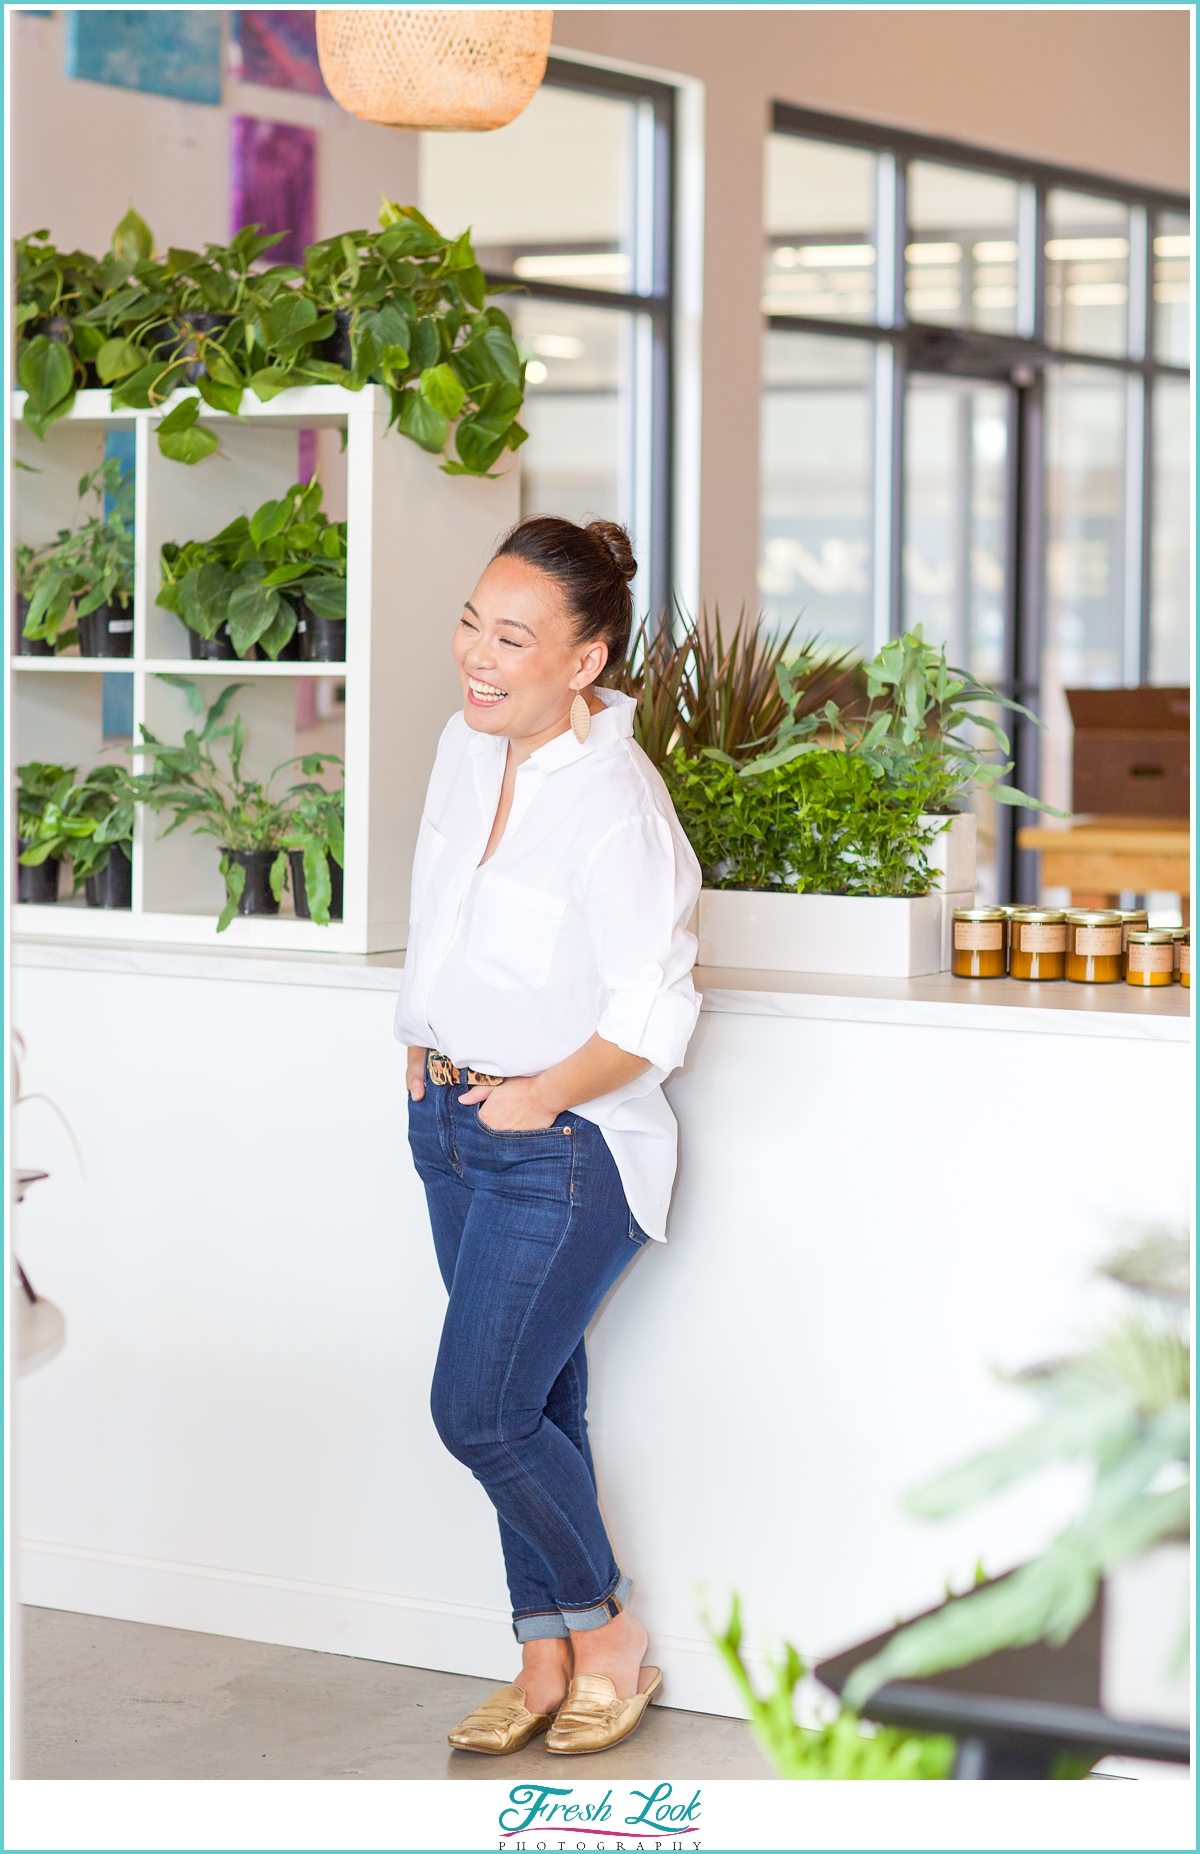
[466,872,566,992]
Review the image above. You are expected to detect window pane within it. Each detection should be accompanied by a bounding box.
[419,84,638,294]
[1150,376,1191,684]
[904,378,1012,902]
[907,162,1020,334]
[1154,209,1190,367]
[759,333,873,651]
[1044,190,1130,357]
[503,298,632,532]
[763,135,876,324]
[1041,367,1127,819]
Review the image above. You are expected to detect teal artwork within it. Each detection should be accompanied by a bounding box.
[65,10,222,105]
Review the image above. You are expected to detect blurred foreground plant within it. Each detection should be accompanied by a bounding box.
[711,1598,955,1780]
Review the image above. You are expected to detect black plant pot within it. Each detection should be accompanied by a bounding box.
[294,599,347,663]
[150,312,236,384]
[188,623,250,662]
[224,848,281,917]
[85,844,132,909]
[289,849,344,922]
[17,842,60,904]
[316,307,354,372]
[77,602,134,658]
[15,595,54,657]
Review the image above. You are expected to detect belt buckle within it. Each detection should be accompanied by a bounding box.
[428,1052,458,1087]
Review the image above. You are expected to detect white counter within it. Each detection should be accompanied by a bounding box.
[12,936,1191,1716]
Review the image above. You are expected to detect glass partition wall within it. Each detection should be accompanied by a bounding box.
[763,105,1190,904]
[420,60,675,620]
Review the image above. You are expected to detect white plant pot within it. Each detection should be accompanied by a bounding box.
[919,812,977,894]
[697,889,944,977]
[1101,1543,1191,1728]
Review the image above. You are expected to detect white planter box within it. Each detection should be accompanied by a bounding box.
[1102,1544,1191,1729]
[920,811,977,894]
[698,889,944,977]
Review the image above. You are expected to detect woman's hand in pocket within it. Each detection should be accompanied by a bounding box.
[406,1047,428,1101]
[459,1075,560,1131]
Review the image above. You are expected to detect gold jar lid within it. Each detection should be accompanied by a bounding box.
[1009,908,1067,922]
[1064,908,1123,925]
[1169,926,1190,940]
[952,907,1007,921]
[1118,909,1149,921]
[1126,929,1176,945]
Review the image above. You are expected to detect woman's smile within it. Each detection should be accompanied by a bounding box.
[467,675,507,708]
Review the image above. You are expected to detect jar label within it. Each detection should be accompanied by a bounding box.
[1127,943,1174,974]
[1018,922,1067,953]
[1180,945,1190,974]
[1073,926,1122,955]
[955,922,1003,950]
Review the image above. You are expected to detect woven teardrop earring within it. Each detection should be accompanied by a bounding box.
[570,692,591,744]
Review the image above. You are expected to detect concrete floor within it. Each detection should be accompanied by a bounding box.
[21,1607,775,1780]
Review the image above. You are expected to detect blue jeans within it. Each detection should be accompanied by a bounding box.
[408,1063,647,1642]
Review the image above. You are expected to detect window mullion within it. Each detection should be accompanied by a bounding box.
[1017,182,1043,341]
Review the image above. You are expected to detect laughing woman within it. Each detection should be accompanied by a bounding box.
[394,516,701,1757]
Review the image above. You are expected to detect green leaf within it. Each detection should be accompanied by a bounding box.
[248,497,291,548]
[112,206,155,263]
[197,375,243,417]
[18,335,74,411]
[157,396,200,434]
[410,317,439,371]
[300,576,347,622]
[95,337,147,383]
[452,416,509,475]
[396,387,448,454]
[226,578,281,656]
[158,417,219,465]
[247,367,294,403]
[443,228,476,272]
[256,600,299,661]
[262,293,318,348]
[155,673,206,716]
[217,858,246,933]
[420,362,466,420]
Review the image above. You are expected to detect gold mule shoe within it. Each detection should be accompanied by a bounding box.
[447,1683,557,1755]
[545,1667,662,1755]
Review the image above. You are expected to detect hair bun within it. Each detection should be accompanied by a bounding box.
[586,519,637,583]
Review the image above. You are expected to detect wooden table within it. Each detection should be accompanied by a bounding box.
[1018,816,1190,915]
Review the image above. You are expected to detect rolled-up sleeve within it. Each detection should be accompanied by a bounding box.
[584,814,702,1074]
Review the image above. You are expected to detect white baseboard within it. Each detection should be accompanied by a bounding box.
[18,1539,770,1719]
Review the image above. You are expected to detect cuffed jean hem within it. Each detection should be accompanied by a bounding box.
[513,1610,571,1644]
[559,1573,633,1634]
[512,1574,633,1642]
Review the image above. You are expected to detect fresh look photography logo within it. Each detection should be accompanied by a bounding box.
[498,1782,702,1849]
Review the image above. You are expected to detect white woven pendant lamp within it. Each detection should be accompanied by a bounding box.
[316,8,553,132]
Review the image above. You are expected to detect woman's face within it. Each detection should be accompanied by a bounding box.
[453,555,607,741]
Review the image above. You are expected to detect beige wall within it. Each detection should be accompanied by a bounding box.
[11,8,1189,613]
[551,7,1190,608]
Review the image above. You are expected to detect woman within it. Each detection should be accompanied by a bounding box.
[395,516,701,1757]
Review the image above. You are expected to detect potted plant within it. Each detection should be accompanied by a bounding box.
[22,201,528,475]
[17,763,137,908]
[133,677,346,932]
[14,228,104,436]
[15,762,73,902]
[157,479,347,661]
[281,774,345,925]
[17,458,135,656]
[631,615,1061,977]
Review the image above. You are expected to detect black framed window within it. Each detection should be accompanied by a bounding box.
[419,58,675,620]
[762,103,1189,904]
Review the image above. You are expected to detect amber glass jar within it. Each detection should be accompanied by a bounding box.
[952,907,1007,978]
[1174,928,1190,988]
[1008,908,1067,981]
[1125,929,1176,987]
[1117,908,1149,975]
[1065,909,1124,983]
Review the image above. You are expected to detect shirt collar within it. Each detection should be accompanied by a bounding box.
[527,689,635,774]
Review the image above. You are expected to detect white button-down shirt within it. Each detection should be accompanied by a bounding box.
[394,689,702,1240]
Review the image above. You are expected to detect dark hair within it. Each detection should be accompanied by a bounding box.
[491,516,636,674]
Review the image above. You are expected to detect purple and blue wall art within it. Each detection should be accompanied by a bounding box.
[230,116,316,266]
[231,11,330,98]
[65,10,222,105]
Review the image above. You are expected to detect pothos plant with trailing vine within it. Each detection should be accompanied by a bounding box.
[16,202,526,476]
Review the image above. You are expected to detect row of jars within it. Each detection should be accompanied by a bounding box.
[952,907,1190,987]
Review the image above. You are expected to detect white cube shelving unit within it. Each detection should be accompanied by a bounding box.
[10,387,519,952]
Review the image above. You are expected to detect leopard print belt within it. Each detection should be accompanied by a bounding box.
[427,1050,505,1088]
